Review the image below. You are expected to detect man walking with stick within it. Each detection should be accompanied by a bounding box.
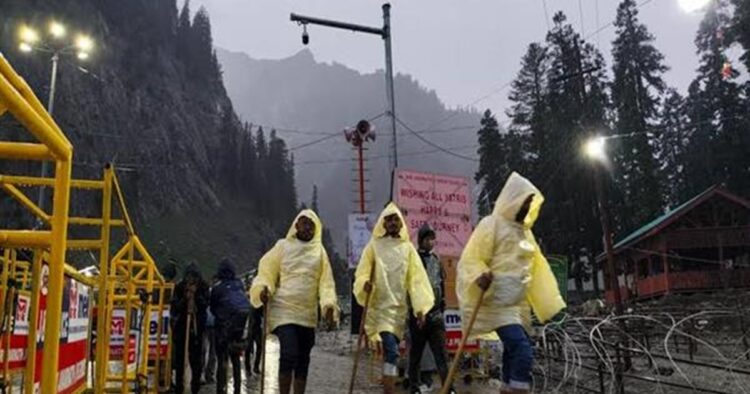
[452,172,565,394]
[171,263,209,394]
[250,209,339,394]
[352,202,434,394]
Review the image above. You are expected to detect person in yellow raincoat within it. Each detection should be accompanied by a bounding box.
[250,209,339,394]
[457,172,565,394]
[353,202,435,394]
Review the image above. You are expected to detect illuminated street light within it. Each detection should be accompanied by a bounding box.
[76,35,93,52]
[16,21,95,222]
[19,25,39,44]
[583,136,607,162]
[49,21,66,38]
[678,0,711,13]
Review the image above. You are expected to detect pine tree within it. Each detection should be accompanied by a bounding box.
[312,184,320,212]
[191,7,219,80]
[542,12,609,291]
[239,123,257,195]
[655,89,689,207]
[218,109,240,191]
[176,0,191,60]
[475,110,504,216]
[267,130,297,226]
[611,0,668,227]
[683,0,749,197]
[507,42,547,177]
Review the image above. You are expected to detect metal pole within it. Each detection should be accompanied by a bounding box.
[593,164,623,315]
[39,158,72,394]
[95,165,114,392]
[593,163,626,392]
[35,52,60,223]
[358,143,366,214]
[382,4,397,170]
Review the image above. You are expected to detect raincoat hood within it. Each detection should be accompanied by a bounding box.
[216,258,236,280]
[493,172,544,227]
[372,202,410,240]
[285,209,323,243]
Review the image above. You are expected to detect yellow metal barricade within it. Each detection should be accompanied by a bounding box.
[0,52,73,393]
[0,55,170,393]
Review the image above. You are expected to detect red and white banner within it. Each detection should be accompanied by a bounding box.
[0,263,91,394]
[148,310,169,359]
[394,170,472,257]
[444,309,479,353]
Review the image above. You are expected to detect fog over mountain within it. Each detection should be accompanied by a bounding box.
[217,47,481,250]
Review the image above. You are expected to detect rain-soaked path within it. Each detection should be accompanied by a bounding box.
[197,332,496,394]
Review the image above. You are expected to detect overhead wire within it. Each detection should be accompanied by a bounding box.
[288,112,386,151]
[296,143,478,165]
[394,116,479,162]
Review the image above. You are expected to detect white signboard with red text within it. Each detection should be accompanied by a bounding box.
[444,309,479,353]
[394,170,472,257]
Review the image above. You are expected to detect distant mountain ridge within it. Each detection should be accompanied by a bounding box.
[217,47,481,249]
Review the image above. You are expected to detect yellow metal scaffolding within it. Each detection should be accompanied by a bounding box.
[0,51,73,393]
[0,54,171,393]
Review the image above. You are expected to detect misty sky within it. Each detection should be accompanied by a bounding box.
[192,0,709,120]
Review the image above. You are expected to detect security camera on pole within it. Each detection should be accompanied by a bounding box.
[290,4,398,174]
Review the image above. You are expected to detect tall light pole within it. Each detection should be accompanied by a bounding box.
[583,136,624,314]
[17,22,94,222]
[583,136,627,393]
[290,3,398,171]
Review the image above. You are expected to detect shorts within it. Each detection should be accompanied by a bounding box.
[274,324,316,377]
[497,324,533,390]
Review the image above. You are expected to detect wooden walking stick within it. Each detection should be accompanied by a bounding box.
[348,261,377,394]
[260,290,270,394]
[183,287,196,390]
[439,289,487,394]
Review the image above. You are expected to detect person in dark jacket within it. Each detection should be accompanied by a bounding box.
[408,225,455,394]
[210,259,251,394]
[171,263,210,394]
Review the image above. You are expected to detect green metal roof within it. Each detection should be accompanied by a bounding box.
[611,186,719,251]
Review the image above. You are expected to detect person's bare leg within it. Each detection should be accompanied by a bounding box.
[279,373,293,394]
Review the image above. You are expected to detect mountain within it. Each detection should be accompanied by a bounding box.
[217,47,481,251]
[0,0,298,275]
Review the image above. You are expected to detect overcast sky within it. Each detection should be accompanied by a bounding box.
[192,0,708,118]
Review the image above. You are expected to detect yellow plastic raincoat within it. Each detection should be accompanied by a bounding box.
[353,203,435,344]
[250,210,339,331]
[457,172,565,336]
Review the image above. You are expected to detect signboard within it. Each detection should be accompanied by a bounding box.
[394,170,472,257]
[0,263,91,394]
[109,308,141,369]
[347,213,377,269]
[548,255,569,302]
[148,310,170,359]
[443,309,479,353]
